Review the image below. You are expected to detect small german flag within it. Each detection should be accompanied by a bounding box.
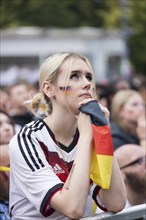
[80,100,113,189]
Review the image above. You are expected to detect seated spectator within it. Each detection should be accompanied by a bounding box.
[115,144,146,208]
[0,110,15,145]
[0,111,15,219]
[96,81,115,110]
[112,78,131,91]
[96,78,131,112]
[139,80,146,107]
[0,145,10,220]
[110,90,146,150]
[8,80,35,130]
[0,87,10,114]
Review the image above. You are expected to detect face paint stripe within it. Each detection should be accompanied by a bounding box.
[59,86,71,91]
[59,86,75,94]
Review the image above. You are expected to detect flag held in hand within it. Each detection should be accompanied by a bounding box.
[80,100,114,189]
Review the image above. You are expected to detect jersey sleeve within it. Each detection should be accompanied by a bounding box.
[90,183,108,212]
[9,126,64,217]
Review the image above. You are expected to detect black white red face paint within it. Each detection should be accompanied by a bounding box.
[59,86,95,97]
[59,86,75,95]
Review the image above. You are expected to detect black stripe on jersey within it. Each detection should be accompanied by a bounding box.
[40,183,64,217]
[27,124,45,168]
[92,185,108,212]
[92,185,101,203]
[18,128,35,171]
[18,120,45,171]
[31,120,44,132]
[25,120,45,169]
[22,126,40,170]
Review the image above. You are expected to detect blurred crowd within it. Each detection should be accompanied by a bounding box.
[0,75,145,219]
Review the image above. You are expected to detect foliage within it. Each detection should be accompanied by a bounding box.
[0,0,145,75]
[0,0,111,28]
[127,0,146,74]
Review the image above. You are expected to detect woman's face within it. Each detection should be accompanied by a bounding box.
[54,58,95,115]
[0,113,15,145]
[120,94,145,123]
[0,145,10,200]
[10,84,29,108]
[120,147,146,194]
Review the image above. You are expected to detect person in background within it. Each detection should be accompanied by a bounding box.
[96,78,131,112]
[139,80,146,107]
[110,90,146,150]
[8,80,35,130]
[0,145,10,220]
[9,52,126,220]
[115,144,146,208]
[0,110,15,145]
[112,78,131,91]
[0,110,15,219]
[0,87,10,114]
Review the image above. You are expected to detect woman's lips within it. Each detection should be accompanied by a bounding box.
[79,93,91,99]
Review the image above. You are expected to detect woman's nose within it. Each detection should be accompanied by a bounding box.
[82,77,91,90]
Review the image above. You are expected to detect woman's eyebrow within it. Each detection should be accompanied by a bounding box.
[71,70,92,75]
[70,70,81,74]
[86,72,93,76]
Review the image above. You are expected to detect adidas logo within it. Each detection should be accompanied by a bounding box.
[53,164,65,174]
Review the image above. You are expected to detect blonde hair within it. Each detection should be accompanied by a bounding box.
[30,52,95,117]
[111,89,139,124]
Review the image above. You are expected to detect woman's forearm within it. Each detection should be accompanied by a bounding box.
[99,156,126,212]
[50,137,92,218]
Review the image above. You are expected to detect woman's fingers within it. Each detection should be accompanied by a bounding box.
[78,98,95,108]
[78,99,110,121]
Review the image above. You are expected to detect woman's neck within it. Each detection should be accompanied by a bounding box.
[45,111,77,145]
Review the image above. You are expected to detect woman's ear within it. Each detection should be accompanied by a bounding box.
[42,81,55,98]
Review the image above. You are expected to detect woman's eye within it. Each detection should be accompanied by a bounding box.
[132,102,144,108]
[132,102,139,107]
[86,74,92,81]
[70,73,79,80]
[132,103,138,107]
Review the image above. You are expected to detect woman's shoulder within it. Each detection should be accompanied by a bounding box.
[20,119,45,132]
[110,122,139,150]
[10,119,46,143]
[110,123,123,134]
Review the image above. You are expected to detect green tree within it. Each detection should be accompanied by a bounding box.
[0,0,145,75]
[127,0,146,74]
[0,0,111,28]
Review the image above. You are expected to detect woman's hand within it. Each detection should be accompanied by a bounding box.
[136,112,146,149]
[79,98,110,121]
[136,112,146,139]
[98,102,110,124]
[77,111,93,143]
[77,98,94,143]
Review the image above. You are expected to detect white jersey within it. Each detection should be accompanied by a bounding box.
[9,119,105,220]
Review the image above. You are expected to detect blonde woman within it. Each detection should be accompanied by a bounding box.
[110,90,146,150]
[9,52,126,220]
